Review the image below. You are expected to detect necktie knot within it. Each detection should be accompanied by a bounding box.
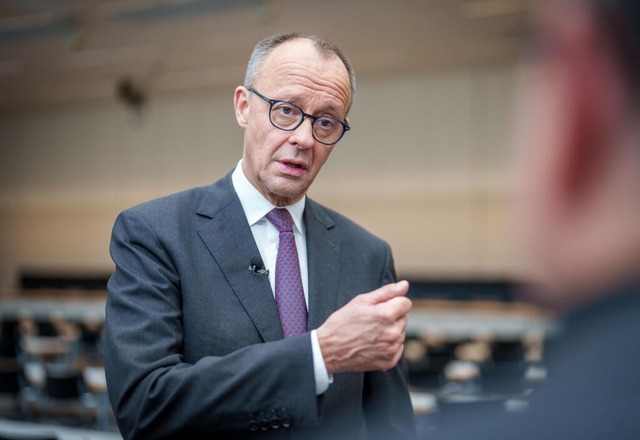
[266,208,294,233]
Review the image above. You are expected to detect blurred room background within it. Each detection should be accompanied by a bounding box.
[0,0,555,438]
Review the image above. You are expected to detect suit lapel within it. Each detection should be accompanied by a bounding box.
[196,173,283,342]
[305,200,341,330]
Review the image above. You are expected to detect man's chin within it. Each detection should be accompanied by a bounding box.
[264,183,308,206]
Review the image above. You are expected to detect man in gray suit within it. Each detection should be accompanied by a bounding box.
[105,33,416,439]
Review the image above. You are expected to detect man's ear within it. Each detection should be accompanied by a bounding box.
[555,7,622,205]
[234,86,250,128]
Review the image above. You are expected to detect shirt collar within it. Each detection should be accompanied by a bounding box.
[231,160,306,233]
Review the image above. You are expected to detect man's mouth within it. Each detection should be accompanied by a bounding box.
[277,160,307,176]
[280,160,306,170]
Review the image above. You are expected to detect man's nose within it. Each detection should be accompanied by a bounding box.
[288,117,315,148]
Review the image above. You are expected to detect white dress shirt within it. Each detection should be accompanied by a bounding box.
[232,161,332,395]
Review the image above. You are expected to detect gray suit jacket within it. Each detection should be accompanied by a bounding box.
[105,170,416,440]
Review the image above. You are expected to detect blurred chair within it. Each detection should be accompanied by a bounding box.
[20,335,68,365]
[420,335,457,391]
[79,313,104,367]
[43,363,91,426]
[20,361,45,418]
[83,365,114,430]
[0,357,24,418]
[19,334,71,419]
[479,340,527,396]
[0,318,20,359]
[16,311,37,339]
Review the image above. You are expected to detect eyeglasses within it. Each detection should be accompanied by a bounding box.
[249,88,350,145]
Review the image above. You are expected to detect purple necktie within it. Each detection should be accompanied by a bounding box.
[265,208,308,338]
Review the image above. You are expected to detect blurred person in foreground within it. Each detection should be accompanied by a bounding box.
[105,33,416,439]
[430,0,640,438]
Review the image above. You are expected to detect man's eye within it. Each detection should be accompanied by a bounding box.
[316,118,336,130]
[275,104,298,117]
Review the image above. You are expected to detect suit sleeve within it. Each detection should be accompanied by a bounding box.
[363,245,417,440]
[104,209,320,439]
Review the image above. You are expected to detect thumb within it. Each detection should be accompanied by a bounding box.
[368,280,409,304]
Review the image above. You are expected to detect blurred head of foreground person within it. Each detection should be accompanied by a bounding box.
[425,1,640,439]
[514,0,640,312]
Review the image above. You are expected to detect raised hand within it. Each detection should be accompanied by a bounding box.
[316,281,412,374]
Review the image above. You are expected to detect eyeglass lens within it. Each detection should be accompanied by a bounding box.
[270,101,345,145]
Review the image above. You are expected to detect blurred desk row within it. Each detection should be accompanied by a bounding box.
[0,289,113,432]
[0,289,107,324]
[1,290,557,336]
[406,299,559,426]
[408,298,558,342]
[1,288,560,435]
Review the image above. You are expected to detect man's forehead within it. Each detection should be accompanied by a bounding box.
[257,39,350,104]
[263,39,340,72]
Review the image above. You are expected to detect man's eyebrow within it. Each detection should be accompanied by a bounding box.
[280,93,345,119]
[307,102,344,119]
[316,105,342,118]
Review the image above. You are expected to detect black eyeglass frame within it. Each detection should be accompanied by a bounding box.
[249,88,350,145]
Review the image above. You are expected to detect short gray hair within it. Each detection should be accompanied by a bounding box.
[243,33,357,112]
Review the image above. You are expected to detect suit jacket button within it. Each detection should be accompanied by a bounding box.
[266,409,280,430]
[248,420,259,432]
[279,407,291,428]
[259,418,270,431]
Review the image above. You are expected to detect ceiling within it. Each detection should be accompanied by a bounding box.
[0,0,529,112]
